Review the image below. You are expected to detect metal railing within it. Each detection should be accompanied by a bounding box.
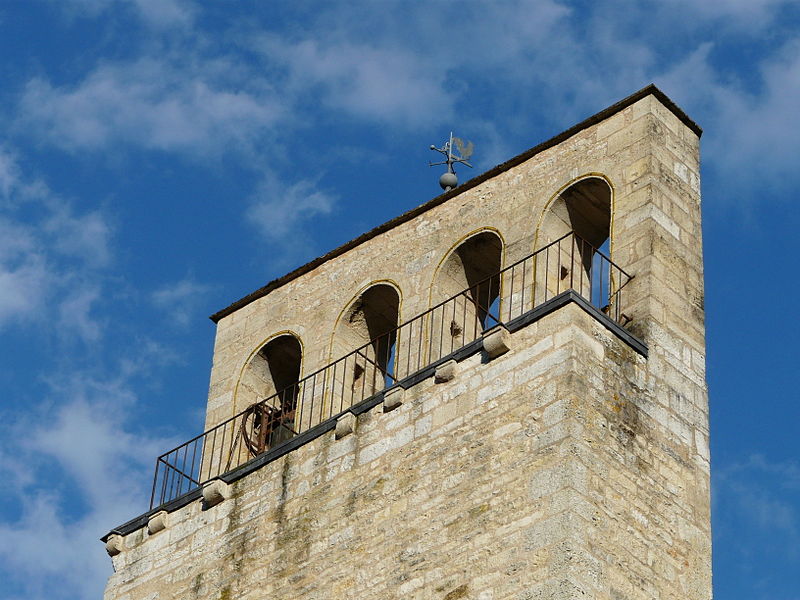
[150,232,632,508]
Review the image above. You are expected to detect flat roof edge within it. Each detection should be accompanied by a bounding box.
[210,84,700,323]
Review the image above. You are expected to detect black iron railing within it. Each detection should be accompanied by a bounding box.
[150,232,632,508]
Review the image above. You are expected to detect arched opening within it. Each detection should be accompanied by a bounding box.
[236,333,302,453]
[536,177,612,307]
[330,283,401,410]
[429,231,503,360]
[561,178,611,271]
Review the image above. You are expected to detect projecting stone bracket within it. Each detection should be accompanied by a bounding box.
[483,325,512,359]
[335,412,357,439]
[434,359,458,383]
[105,534,124,556]
[147,510,168,535]
[382,386,405,412]
[202,479,230,508]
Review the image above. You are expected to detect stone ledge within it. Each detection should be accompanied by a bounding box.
[105,534,124,556]
[147,511,168,535]
[335,413,357,439]
[434,359,458,383]
[483,326,512,359]
[202,479,230,508]
[383,386,405,412]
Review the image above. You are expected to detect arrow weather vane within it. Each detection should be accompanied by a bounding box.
[429,132,474,191]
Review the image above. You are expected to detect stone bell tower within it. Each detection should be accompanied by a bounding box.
[103,84,711,600]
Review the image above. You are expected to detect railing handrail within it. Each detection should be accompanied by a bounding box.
[155,232,580,462]
[150,231,633,506]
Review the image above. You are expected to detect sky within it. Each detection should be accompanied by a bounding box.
[0,1,798,598]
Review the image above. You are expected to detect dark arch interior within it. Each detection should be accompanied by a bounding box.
[238,333,303,454]
[455,232,503,326]
[344,283,400,376]
[257,334,302,405]
[350,284,400,344]
[561,178,611,248]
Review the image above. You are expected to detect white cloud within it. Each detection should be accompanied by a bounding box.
[0,147,21,200]
[58,285,103,343]
[718,40,800,185]
[45,205,113,268]
[246,177,336,250]
[724,454,800,491]
[253,0,575,128]
[655,37,800,195]
[0,373,181,600]
[131,0,194,28]
[151,277,213,327]
[0,213,49,326]
[259,36,454,127]
[0,251,49,326]
[18,58,283,157]
[0,145,111,336]
[28,389,161,504]
[715,454,800,559]
[60,0,194,28]
[662,0,792,30]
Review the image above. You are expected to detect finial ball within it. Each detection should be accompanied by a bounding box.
[439,171,458,190]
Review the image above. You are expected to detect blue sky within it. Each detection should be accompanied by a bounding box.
[0,1,798,598]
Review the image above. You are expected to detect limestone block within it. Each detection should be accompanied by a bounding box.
[483,326,512,359]
[202,479,230,508]
[335,412,356,439]
[383,386,405,412]
[434,359,458,383]
[147,511,168,535]
[105,534,123,556]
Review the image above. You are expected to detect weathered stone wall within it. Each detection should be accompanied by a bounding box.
[103,89,711,599]
[104,302,708,599]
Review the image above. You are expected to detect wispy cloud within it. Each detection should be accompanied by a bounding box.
[662,0,791,30]
[0,371,181,600]
[258,36,453,127]
[246,176,336,265]
[656,37,800,195]
[151,277,213,328]
[130,0,194,28]
[18,58,283,158]
[60,0,194,28]
[0,147,20,200]
[714,453,800,567]
[57,285,103,343]
[0,238,48,326]
[45,206,112,268]
[0,145,111,339]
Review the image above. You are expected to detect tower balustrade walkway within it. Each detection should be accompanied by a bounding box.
[149,231,636,510]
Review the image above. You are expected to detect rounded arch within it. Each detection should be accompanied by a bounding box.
[431,228,504,308]
[428,228,504,361]
[533,174,616,309]
[430,227,506,296]
[328,279,403,362]
[326,281,402,411]
[233,331,304,416]
[534,173,615,254]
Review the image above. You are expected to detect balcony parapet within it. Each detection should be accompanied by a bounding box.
[148,232,639,511]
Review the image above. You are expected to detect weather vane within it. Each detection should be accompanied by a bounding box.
[429,132,474,191]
